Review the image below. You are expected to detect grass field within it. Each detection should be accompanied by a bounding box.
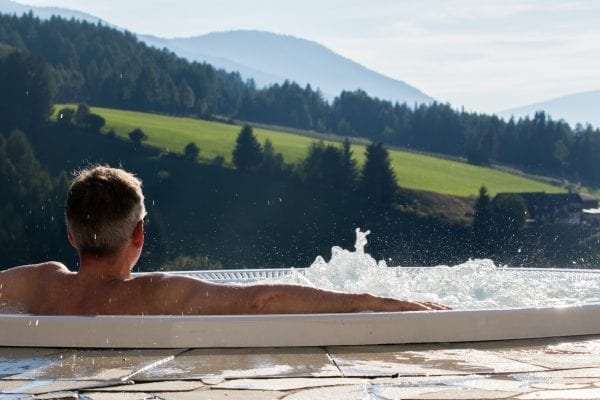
[55,105,565,197]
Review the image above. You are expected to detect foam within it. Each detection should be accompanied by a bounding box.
[272,229,600,310]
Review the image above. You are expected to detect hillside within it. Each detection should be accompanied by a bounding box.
[0,1,433,106]
[1,12,599,187]
[140,30,434,105]
[499,90,600,129]
[58,105,565,197]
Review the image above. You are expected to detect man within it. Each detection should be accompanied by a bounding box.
[0,166,448,315]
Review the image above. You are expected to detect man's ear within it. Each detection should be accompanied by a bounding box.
[132,220,144,248]
[67,228,77,248]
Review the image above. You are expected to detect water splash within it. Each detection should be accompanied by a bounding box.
[354,228,370,254]
[274,229,600,310]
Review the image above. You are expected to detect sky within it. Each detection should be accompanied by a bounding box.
[14,0,600,113]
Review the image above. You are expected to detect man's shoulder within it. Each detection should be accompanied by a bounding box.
[132,272,205,285]
[1,261,69,277]
[40,261,70,271]
[132,271,170,283]
[131,272,208,292]
[34,261,70,276]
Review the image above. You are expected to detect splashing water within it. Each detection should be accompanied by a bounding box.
[275,229,600,310]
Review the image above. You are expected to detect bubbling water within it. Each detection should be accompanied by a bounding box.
[276,228,600,310]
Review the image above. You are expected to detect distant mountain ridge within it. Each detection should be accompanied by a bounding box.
[0,0,108,25]
[499,90,600,129]
[140,30,434,105]
[0,0,433,106]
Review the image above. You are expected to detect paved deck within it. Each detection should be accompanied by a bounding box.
[3,335,600,399]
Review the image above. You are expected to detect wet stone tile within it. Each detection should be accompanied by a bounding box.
[10,349,184,381]
[386,374,531,392]
[327,344,544,377]
[495,337,600,370]
[517,387,600,399]
[135,347,339,381]
[279,384,373,400]
[408,388,520,399]
[1,379,115,395]
[214,377,367,391]
[0,348,66,379]
[531,383,590,390]
[80,393,157,400]
[88,380,203,392]
[371,376,530,399]
[511,368,600,387]
[155,390,286,400]
[0,394,33,400]
[34,392,79,400]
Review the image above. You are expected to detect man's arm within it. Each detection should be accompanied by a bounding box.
[145,274,449,315]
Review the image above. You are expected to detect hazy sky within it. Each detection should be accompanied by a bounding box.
[15,0,600,112]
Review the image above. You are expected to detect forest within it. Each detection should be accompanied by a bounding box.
[0,13,599,187]
[0,13,599,270]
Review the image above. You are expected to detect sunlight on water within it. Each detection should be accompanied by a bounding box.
[275,228,600,310]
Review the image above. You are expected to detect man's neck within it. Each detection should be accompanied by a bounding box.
[78,253,132,281]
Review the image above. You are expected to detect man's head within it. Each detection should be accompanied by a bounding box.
[66,166,146,256]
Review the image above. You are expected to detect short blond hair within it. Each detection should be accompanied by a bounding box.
[66,166,146,256]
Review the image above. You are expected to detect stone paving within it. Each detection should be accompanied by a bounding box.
[3,335,600,399]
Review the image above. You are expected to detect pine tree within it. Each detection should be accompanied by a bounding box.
[232,124,262,172]
[128,128,147,148]
[472,185,496,254]
[340,138,358,192]
[258,138,284,175]
[359,142,398,207]
[473,186,492,237]
[183,142,200,161]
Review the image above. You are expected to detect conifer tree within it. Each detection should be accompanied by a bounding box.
[473,185,492,237]
[232,124,262,172]
[183,142,200,161]
[359,142,398,207]
[258,138,284,175]
[128,128,147,148]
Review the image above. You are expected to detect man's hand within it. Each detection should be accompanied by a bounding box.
[403,301,452,311]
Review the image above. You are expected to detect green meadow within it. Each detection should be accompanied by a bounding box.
[55,105,564,197]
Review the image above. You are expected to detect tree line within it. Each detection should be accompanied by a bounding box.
[1,13,599,187]
[3,115,597,270]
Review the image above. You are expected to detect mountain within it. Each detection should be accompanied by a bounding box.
[0,0,108,25]
[499,90,600,129]
[139,30,434,105]
[0,0,433,106]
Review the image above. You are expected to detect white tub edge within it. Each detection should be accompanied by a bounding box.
[2,304,600,348]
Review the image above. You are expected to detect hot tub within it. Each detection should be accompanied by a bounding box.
[2,267,600,348]
[2,230,600,348]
